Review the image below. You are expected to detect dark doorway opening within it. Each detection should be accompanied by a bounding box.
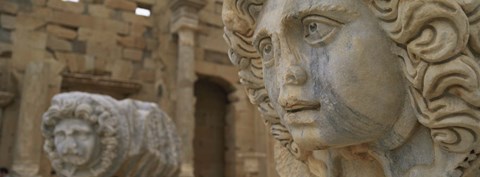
[193,78,228,177]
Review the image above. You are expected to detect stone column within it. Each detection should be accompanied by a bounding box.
[169,1,205,177]
[11,60,64,177]
[0,91,14,131]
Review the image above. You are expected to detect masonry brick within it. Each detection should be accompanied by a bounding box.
[88,4,112,18]
[110,59,133,80]
[47,35,73,51]
[13,30,47,49]
[54,52,85,73]
[47,0,85,14]
[0,1,19,14]
[15,14,47,30]
[46,25,77,40]
[130,23,147,36]
[104,0,137,11]
[117,36,146,49]
[123,48,143,61]
[1,15,16,30]
[122,12,153,27]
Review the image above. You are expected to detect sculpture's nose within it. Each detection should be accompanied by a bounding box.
[284,65,307,85]
[62,136,78,154]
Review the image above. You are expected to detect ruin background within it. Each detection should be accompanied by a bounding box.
[0,0,279,176]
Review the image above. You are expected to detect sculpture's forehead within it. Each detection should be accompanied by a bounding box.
[55,119,92,132]
[256,0,360,33]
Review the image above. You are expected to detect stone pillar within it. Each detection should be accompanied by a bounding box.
[11,60,64,177]
[169,1,205,177]
[0,91,14,131]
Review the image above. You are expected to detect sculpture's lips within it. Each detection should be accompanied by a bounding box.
[282,100,320,125]
[282,100,320,113]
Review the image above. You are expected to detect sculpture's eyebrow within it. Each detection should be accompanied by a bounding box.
[282,3,359,24]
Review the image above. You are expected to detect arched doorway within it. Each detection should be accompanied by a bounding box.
[193,78,228,177]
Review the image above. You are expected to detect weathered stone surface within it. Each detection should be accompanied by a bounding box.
[41,92,181,177]
[0,1,19,14]
[104,0,137,11]
[223,0,480,177]
[121,12,153,27]
[129,23,147,36]
[123,48,143,61]
[110,60,133,80]
[88,4,112,18]
[48,11,129,34]
[1,15,16,30]
[54,52,86,73]
[47,35,73,51]
[46,24,77,40]
[118,36,146,49]
[47,0,85,14]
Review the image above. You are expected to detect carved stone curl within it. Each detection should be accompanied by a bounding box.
[41,92,181,177]
[223,0,480,177]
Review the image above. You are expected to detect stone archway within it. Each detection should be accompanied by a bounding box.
[193,77,229,177]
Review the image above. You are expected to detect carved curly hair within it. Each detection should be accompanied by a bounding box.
[223,0,480,175]
[41,93,119,176]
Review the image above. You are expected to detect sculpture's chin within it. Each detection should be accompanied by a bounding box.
[61,155,89,166]
[289,126,330,151]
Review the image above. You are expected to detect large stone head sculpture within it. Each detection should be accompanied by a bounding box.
[42,92,181,177]
[223,0,480,176]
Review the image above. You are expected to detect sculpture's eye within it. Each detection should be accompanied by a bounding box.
[77,132,90,140]
[303,15,342,47]
[55,132,65,141]
[258,38,275,67]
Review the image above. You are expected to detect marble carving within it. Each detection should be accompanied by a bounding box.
[223,0,480,177]
[41,92,181,177]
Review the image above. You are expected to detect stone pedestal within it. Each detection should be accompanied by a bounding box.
[169,1,205,177]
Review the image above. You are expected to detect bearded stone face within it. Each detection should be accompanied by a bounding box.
[54,119,98,166]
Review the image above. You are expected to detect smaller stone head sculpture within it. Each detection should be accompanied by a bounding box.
[42,93,124,177]
[42,92,181,177]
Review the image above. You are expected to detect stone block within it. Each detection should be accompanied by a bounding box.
[134,69,156,83]
[54,52,85,73]
[12,30,47,49]
[47,0,85,14]
[48,10,94,28]
[123,48,143,61]
[92,17,129,34]
[46,25,77,40]
[0,29,10,43]
[1,15,16,30]
[134,0,155,5]
[117,36,146,49]
[130,23,147,36]
[88,4,112,18]
[86,40,122,61]
[121,12,153,27]
[48,10,128,34]
[78,28,117,43]
[15,14,47,31]
[11,47,45,71]
[0,42,12,57]
[32,0,47,6]
[146,39,156,50]
[110,59,133,80]
[104,0,137,11]
[47,35,73,51]
[0,1,19,14]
